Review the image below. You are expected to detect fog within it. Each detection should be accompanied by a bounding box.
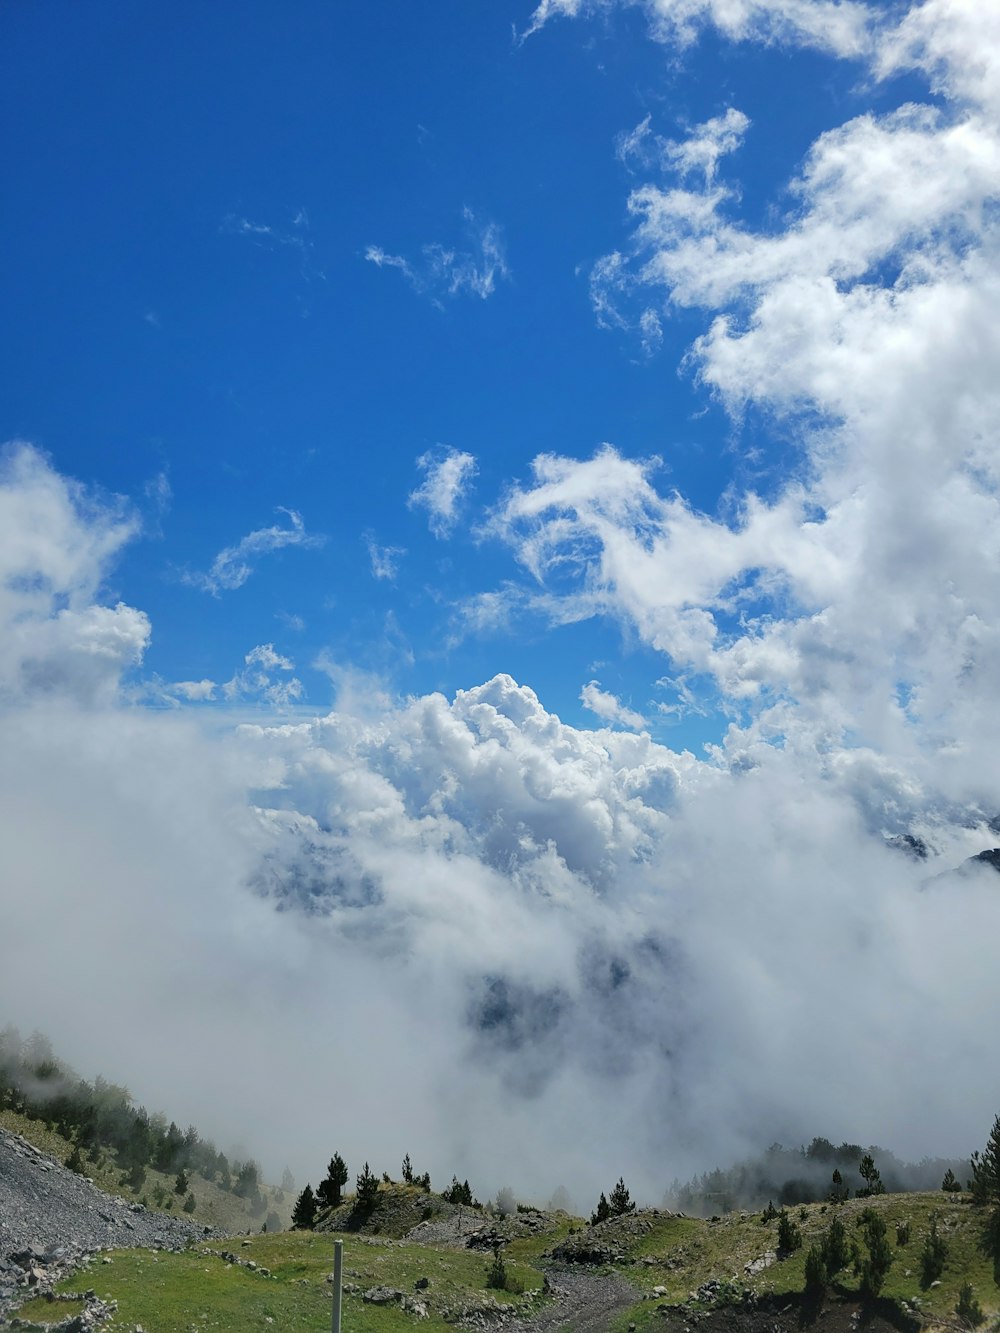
[3,0,1000,1206]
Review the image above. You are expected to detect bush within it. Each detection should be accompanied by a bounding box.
[857,1209,892,1298]
[66,1144,85,1174]
[488,1237,525,1290]
[957,1282,985,1327]
[896,1220,911,1246]
[804,1244,827,1295]
[821,1215,849,1275]
[182,1193,196,1213]
[921,1213,948,1288]
[777,1209,802,1253]
[762,1200,779,1222]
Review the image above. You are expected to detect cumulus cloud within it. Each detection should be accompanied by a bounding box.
[366,209,510,303]
[185,508,324,595]
[409,446,478,537]
[0,443,149,706]
[4,0,1000,1209]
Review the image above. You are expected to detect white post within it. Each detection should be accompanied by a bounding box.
[332,1238,343,1333]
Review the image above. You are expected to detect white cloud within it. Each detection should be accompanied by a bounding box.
[521,0,877,58]
[2,449,1000,1200]
[5,0,1000,1210]
[186,508,324,595]
[364,531,406,581]
[222,209,325,281]
[0,443,149,706]
[223,643,304,708]
[366,210,510,303]
[580,680,647,729]
[170,679,217,702]
[409,446,478,537]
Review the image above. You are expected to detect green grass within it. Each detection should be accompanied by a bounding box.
[20,1230,548,1332]
[0,1108,289,1232]
[603,1194,1000,1333]
[9,1191,1000,1333]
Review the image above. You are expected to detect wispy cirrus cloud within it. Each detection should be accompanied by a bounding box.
[409,446,477,538]
[366,209,510,303]
[185,508,324,596]
[221,208,325,281]
[364,531,406,581]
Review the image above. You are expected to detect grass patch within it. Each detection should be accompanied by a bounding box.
[26,1230,547,1332]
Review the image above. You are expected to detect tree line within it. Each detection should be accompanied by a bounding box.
[0,1026,269,1211]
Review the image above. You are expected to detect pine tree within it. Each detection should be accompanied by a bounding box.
[354,1161,379,1214]
[970,1114,1000,1207]
[921,1213,948,1288]
[858,1209,892,1298]
[174,1168,189,1195]
[590,1192,610,1225]
[401,1153,413,1184]
[609,1177,635,1216]
[316,1153,349,1208]
[828,1169,849,1204]
[804,1243,827,1294]
[821,1215,849,1275]
[777,1209,802,1253]
[291,1184,317,1229]
[943,1169,962,1193]
[857,1154,885,1197]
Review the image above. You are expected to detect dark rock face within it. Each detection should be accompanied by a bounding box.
[968,847,1000,873]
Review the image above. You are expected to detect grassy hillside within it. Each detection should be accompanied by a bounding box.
[10,1189,999,1333]
[0,1108,290,1233]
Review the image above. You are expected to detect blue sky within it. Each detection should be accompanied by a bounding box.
[3,0,1000,1194]
[2,0,924,749]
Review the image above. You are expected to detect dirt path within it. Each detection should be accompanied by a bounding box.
[502,1266,639,1332]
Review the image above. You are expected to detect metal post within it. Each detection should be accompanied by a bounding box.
[332,1238,343,1333]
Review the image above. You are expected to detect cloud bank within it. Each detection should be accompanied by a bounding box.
[3,0,1000,1204]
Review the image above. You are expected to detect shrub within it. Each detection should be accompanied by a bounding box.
[485,1241,508,1290]
[182,1193,196,1213]
[921,1213,948,1288]
[66,1144,85,1174]
[804,1244,827,1295]
[762,1201,779,1223]
[957,1283,985,1327]
[822,1215,849,1275]
[896,1220,911,1247]
[943,1169,963,1193]
[857,1209,892,1298]
[777,1209,802,1253]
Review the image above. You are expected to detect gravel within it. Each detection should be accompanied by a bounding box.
[0,1127,214,1318]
